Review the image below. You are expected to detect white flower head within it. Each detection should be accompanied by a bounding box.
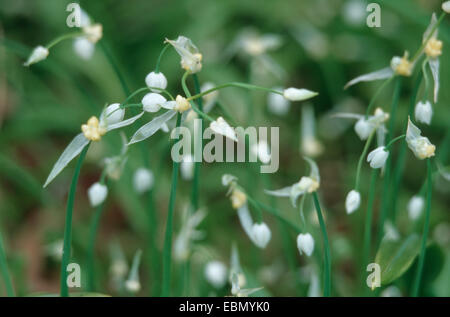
[175,95,191,112]
[24,46,49,67]
[354,118,372,140]
[408,195,424,220]
[133,168,154,193]
[345,190,360,214]
[100,103,125,126]
[142,93,167,113]
[88,182,108,207]
[180,154,195,180]
[251,140,271,164]
[204,261,228,288]
[297,233,315,256]
[283,88,318,101]
[210,117,237,142]
[73,37,95,60]
[406,117,436,160]
[414,100,433,125]
[251,223,271,249]
[145,71,167,92]
[82,23,103,43]
[367,146,389,169]
[125,249,142,294]
[165,36,202,73]
[268,88,290,115]
[443,1,450,13]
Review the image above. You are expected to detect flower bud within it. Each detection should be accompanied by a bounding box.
[145,71,168,92]
[180,154,195,180]
[88,182,108,207]
[142,93,166,113]
[283,88,318,101]
[73,37,95,60]
[82,23,103,43]
[443,1,450,13]
[354,118,372,140]
[345,190,360,214]
[101,103,125,126]
[408,196,424,220]
[175,95,191,112]
[252,223,271,249]
[297,233,315,256]
[268,88,290,115]
[124,279,141,294]
[24,46,49,67]
[209,117,237,142]
[230,189,247,209]
[204,261,227,288]
[367,146,389,169]
[133,168,154,193]
[414,101,433,125]
[251,140,271,164]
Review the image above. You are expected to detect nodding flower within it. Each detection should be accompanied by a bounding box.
[133,168,154,193]
[251,223,271,249]
[82,116,106,141]
[23,46,49,67]
[367,146,389,169]
[443,1,450,13]
[145,71,168,92]
[204,261,228,289]
[297,233,315,257]
[408,195,424,220]
[88,182,108,207]
[165,36,202,73]
[345,190,361,214]
[414,100,433,125]
[406,117,436,160]
[390,51,413,77]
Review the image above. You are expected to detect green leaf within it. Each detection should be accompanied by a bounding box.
[375,234,421,285]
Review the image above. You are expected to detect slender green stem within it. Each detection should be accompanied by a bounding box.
[155,44,170,73]
[99,40,130,96]
[190,74,203,212]
[181,72,214,123]
[86,199,106,291]
[187,82,282,101]
[355,131,376,191]
[312,192,331,297]
[0,233,14,297]
[161,113,182,297]
[60,144,90,297]
[46,32,84,49]
[385,134,405,150]
[412,158,433,297]
[365,77,394,118]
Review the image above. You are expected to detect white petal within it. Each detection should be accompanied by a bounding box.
[128,110,176,145]
[107,112,144,132]
[423,13,438,43]
[428,58,440,103]
[209,117,237,142]
[44,133,90,187]
[304,156,320,183]
[344,67,393,89]
[264,186,293,197]
[237,204,255,243]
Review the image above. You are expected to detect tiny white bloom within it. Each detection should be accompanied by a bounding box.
[124,279,141,294]
[24,45,49,67]
[82,23,103,43]
[414,101,433,125]
[142,93,167,113]
[174,95,191,112]
[100,103,125,126]
[443,1,450,13]
[145,71,168,92]
[125,249,142,294]
[283,88,318,101]
[268,88,290,115]
[406,117,436,160]
[88,182,108,207]
[180,154,195,180]
[367,146,389,169]
[297,233,315,256]
[133,168,154,193]
[210,117,238,142]
[251,140,271,164]
[251,223,271,249]
[73,37,95,60]
[204,261,228,288]
[354,118,372,140]
[345,190,360,214]
[222,174,237,187]
[165,36,202,73]
[408,196,424,220]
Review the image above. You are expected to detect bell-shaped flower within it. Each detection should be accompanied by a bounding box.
[133,168,154,193]
[204,261,228,289]
[24,46,49,67]
[406,117,436,160]
[296,233,315,256]
[180,154,195,180]
[423,14,442,102]
[265,157,320,207]
[88,182,108,207]
[251,140,271,164]
[145,71,167,92]
[367,146,389,169]
[251,223,271,249]
[73,37,94,60]
[283,88,318,102]
[124,249,142,294]
[100,103,125,126]
[210,116,238,142]
[268,87,290,115]
[174,209,206,261]
[141,93,167,113]
[345,190,361,214]
[408,195,424,220]
[165,36,202,73]
[443,1,450,13]
[415,100,433,125]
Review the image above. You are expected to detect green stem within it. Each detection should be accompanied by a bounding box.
[190,74,203,212]
[365,77,394,118]
[46,32,84,49]
[99,40,130,96]
[86,199,106,291]
[155,44,170,73]
[412,158,432,297]
[60,144,90,297]
[0,233,14,296]
[385,134,406,150]
[187,82,282,101]
[161,112,182,297]
[312,192,331,297]
[181,72,214,123]
[355,131,376,191]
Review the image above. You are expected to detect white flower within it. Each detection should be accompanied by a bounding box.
[297,233,315,256]
[354,118,372,140]
[133,168,154,193]
[82,23,103,43]
[406,117,436,160]
[100,103,125,126]
[174,210,206,261]
[251,140,271,164]
[222,174,237,187]
[73,37,95,60]
[124,279,141,293]
[165,36,202,73]
[268,88,290,115]
[180,154,195,180]
[142,93,166,113]
[422,14,441,102]
[345,190,360,214]
[88,182,108,207]
[390,52,413,76]
[283,88,318,101]
[367,147,389,169]
[210,117,237,142]
[24,46,49,66]
[443,1,450,13]
[408,196,424,220]
[251,223,271,249]
[204,261,228,288]
[125,249,142,294]
[175,95,191,112]
[414,101,433,125]
[145,71,167,92]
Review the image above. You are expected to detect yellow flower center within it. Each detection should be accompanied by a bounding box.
[230,189,247,209]
[395,55,413,77]
[424,38,442,58]
[175,95,191,112]
[81,116,106,141]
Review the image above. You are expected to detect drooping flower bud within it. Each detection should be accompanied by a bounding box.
[354,118,372,140]
[133,168,154,193]
[73,37,95,60]
[24,46,49,67]
[414,101,433,125]
[204,261,228,288]
[390,52,413,76]
[297,233,315,256]
[251,223,271,249]
[345,190,360,214]
[180,154,195,180]
[142,93,166,113]
[88,182,108,207]
[367,146,389,169]
[406,117,435,160]
[101,103,125,126]
[283,88,318,101]
[145,71,168,92]
[443,1,450,13]
[408,195,424,220]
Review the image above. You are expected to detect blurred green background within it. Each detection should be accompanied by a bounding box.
[0,0,449,297]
